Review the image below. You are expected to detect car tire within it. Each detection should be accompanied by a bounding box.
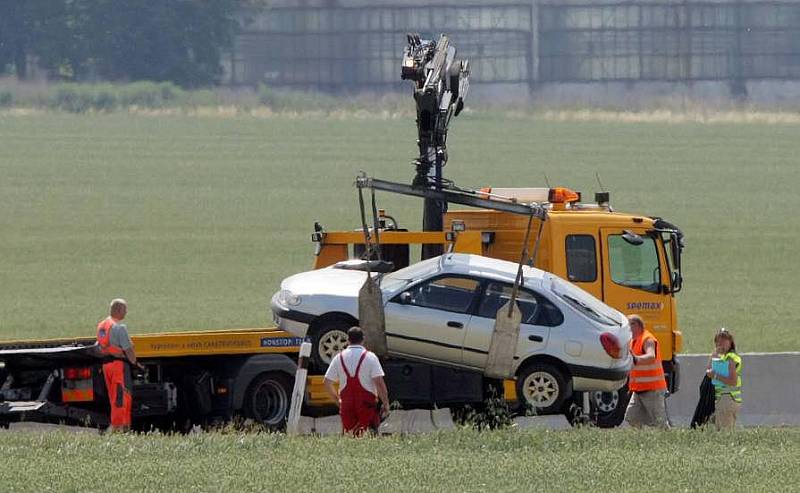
[243,372,291,430]
[516,362,571,415]
[309,318,353,372]
[590,385,631,428]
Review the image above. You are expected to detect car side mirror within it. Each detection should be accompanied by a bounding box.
[398,292,412,305]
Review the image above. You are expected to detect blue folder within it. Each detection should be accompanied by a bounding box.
[711,358,729,386]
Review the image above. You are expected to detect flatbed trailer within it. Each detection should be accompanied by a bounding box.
[0,327,517,431]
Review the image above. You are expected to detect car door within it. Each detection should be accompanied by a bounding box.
[463,281,555,370]
[384,275,481,366]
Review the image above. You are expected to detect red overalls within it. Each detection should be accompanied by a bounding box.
[96,317,132,429]
[338,350,380,435]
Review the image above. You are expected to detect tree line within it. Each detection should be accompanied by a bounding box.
[0,0,243,88]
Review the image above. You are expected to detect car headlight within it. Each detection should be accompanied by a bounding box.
[279,289,302,307]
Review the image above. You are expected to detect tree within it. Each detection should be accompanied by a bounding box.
[0,0,241,87]
[78,0,240,87]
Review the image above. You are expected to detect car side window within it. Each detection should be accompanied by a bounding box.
[477,282,563,327]
[402,276,480,314]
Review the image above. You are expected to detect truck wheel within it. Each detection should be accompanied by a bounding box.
[243,372,291,430]
[516,362,570,415]
[590,386,631,428]
[310,319,352,371]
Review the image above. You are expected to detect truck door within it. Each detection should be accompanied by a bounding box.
[463,281,551,370]
[600,228,672,337]
[384,275,480,366]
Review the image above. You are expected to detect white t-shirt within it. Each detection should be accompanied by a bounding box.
[324,345,384,395]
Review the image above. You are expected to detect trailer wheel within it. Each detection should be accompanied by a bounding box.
[309,318,352,371]
[243,372,291,430]
[516,362,570,415]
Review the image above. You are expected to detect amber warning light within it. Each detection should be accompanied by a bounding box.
[548,187,581,204]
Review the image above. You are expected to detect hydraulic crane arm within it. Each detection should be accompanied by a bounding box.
[401,33,470,258]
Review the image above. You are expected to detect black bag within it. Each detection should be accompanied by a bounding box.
[690,375,716,428]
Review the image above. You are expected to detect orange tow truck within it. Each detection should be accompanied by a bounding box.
[308,179,684,427]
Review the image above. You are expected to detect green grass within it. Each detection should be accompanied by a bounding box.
[0,427,797,491]
[0,112,798,352]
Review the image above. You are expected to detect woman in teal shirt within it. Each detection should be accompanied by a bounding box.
[705,329,742,430]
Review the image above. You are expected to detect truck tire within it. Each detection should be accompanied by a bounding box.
[516,362,570,415]
[590,386,631,428]
[309,318,352,371]
[243,372,291,430]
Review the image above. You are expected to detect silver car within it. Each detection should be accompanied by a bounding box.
[271,253,632,413]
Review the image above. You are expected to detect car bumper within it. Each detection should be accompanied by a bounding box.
[568,364,629,392]
[271,306,315,338]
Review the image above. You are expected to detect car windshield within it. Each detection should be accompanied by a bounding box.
[380,256,441,292]
[551,278,621,327]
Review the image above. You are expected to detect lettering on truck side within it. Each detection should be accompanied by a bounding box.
[626,302,663,311]
[260,337,304,348]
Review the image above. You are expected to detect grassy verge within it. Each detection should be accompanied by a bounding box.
[0,112,798,351]
[0,427,796,491]
[0,79,412,115]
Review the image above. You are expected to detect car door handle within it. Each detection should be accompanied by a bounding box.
[447,321,464,329]
[528,335,544,342]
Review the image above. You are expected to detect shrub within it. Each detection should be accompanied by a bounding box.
[0,90,13,107]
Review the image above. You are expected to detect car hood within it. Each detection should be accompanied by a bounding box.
[280,268,370,298]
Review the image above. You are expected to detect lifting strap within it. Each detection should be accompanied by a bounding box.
[357,184,387,357]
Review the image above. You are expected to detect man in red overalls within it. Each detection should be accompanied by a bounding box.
[96,298,141,432]
[323,327,390,435]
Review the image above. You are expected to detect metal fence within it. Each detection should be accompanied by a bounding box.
[232,4,534,90]
[539,2,800,82]
[228,2,800,91]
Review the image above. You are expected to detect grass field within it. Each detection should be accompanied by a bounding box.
[0,427,797,491]
[1,111,798,352]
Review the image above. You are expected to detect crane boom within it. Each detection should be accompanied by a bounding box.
[401,33,470,258]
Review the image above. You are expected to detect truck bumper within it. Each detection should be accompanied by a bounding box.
[0,400,108,427]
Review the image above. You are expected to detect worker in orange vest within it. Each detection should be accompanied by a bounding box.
[624,314,670,429]
[96,298,141,432]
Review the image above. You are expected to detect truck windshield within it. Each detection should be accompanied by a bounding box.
[608,234,661,293]
[552,278,621,327]
[661,231,681,291]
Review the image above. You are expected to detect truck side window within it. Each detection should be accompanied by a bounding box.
[477,282,563,327]
[608,235,660,292]
[404,276,480,314]
[566,235,597,282]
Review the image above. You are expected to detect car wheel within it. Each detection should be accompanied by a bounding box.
[243,372,291,430]
[590,385,631,428]
[516,362,570,415]
[310,319,352,371]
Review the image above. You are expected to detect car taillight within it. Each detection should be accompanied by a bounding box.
[600,333,622,359]
[64,367,92,380]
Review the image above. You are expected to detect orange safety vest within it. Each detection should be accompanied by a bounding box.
[629,329,667,392]
[97,317,125,358]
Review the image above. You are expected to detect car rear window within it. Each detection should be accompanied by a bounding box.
[552,277,621,326]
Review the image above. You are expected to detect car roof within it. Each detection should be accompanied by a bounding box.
[439,253,547,284]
